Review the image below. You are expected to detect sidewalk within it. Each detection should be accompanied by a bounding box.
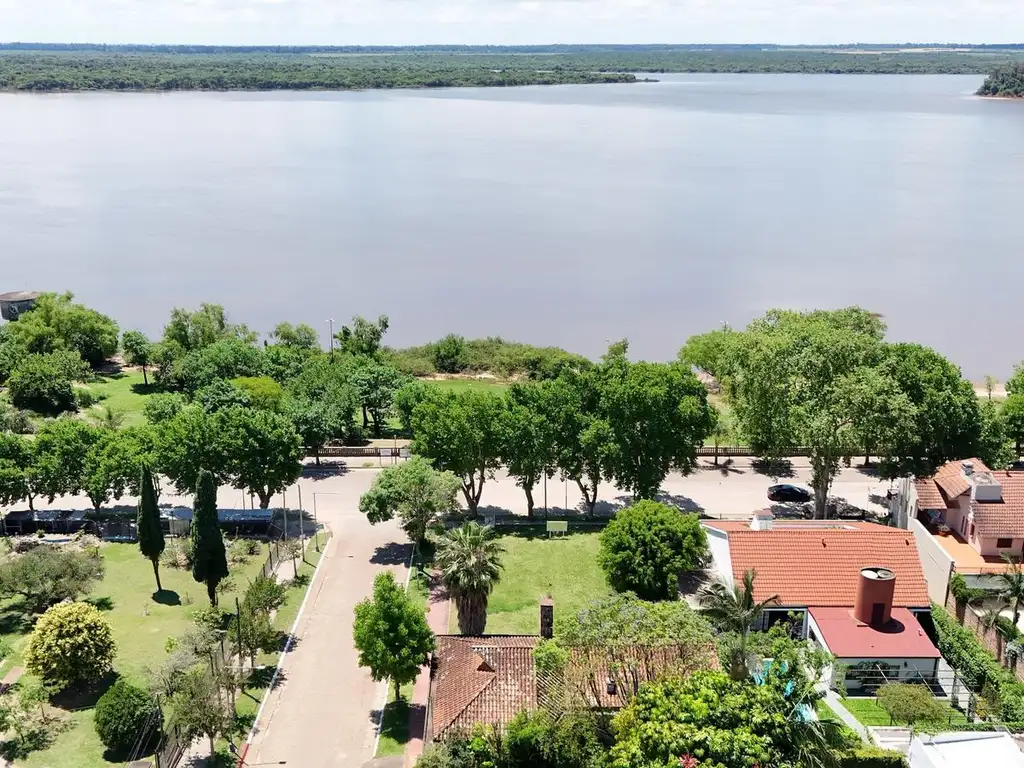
[824,689,872,744]
[404,575,451,767]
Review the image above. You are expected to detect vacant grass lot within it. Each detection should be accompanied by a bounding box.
[449,531,611,635]
[1,539,273,768]
[81,370,154,427]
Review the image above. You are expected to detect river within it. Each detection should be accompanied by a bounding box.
[0,74,1021,378]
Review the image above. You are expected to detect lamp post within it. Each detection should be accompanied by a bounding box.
[327,318,335,362]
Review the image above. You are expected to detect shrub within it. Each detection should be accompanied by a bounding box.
[231,376,284,411]
[950,573,990,605]
[160,538,191,570]
[228,539,253,565]
[24,601,116,688]
[931,604,1007,691]
[0,546,104,612]
[7,351,89,414]
[598,501,707,600]
[243,574,287,616]
[430,334,467,374]
[143,392,188,425]
[75,388,100,409]
[838,746,908,768]
[191,607,226,635]
[0,405,34,434]
[875,683,948,726]
[194,379,251,413]
[94,680,159,754]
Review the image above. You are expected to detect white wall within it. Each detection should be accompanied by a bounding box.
[840,657,940,691]
[703,526,734,589]
[910,518,954,604]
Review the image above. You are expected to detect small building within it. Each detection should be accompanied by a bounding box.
[0,291,40,321]
[909,731,1024,768]
[703,514,940,690]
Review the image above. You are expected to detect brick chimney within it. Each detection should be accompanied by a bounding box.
[853,567,895,627]
[540,596,554,639]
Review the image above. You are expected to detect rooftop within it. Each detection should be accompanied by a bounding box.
[704,520,930,608]
[916,458,1024,539]
[910,731,1024,768]
[808,606,940,659]
[933,529,1015,575]
[0,291,40,302]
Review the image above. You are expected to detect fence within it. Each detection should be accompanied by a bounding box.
[313,443,810,460]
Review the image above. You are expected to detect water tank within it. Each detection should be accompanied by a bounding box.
[0,291,40,321]
[854,567,896,627]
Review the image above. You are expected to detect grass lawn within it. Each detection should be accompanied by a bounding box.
[841,696,966,729]
[80,370,154,427]
[815,700,844,724]
[421,378,509,395]
[1,539,275,768]
[450,531,611,635]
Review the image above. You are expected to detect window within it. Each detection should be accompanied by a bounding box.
[970,523,975,538]
[997,538,1013,549]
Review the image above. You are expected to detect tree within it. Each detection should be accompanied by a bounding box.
[0,546,104,613]
[410,389,506,514]
[430,333,467,373]
[353,571,435,699]
[190,469,229,606]
[502,382,558,518]
[287,356,358,439]
[435,522,504,635]
[599,502,707,600]
[978,399,1015,470]
[169,666,230,757]
[32,417,100,502]
[137,463,166,593]
[336,315,390,357]
[25,601,115,688]
[1003,393,1024,460]
[143,392,187,425]
[154,405,229,493]
[121,330,153,385]
[195,379,251,413]
[271,321,320,350]
[599,356,715,498]
[162,303,254,353]
[5,292,119,367]
[359,456,461,543]
[284,396,341,465]
[7,350,90,414]
[94,679,159,755]
[0,432,32,509]
[699,570,780,680]
[217,407,302,508]
[997,555,1024,626]
[231,376,284,411]
[346,358,407,435]
[170,338,265,392]
[231,604,279,668]
[876,683,948,728]
[83,426,154,511]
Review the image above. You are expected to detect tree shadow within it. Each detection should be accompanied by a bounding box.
[246,665,279,691]
[370,542,412,566]
[653,492,704,514]
[855,464,881,478]
[699,458,745,476]
[102,728,158,763]
[752,458,794,478]
[0,721,62,762]
[277,632,302,654]
[0,607,35,636]
[475,505,515,519]
[152,590,181,606]
[130,382,160,396]
[51,672,118,710]
[84,596,115,611]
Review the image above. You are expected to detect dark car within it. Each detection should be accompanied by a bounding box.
[767,484,812,503]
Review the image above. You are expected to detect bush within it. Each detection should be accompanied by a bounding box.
[0,405,34,434]
[232,376,284,411]
[931,604,1007,691]
[430,334,467,374]
[143,392,188,425]
[94,680,159,754]
[7,351,89,414]
[950,573,990,605]
[228,539,253,565]
[24,601,116,688]
[0,546,104,612]
[194,379,251,413]
[160,538,191,570]
[838,746,908,768]
[243,574,287,616]
[75,388,100,409]
[598,501,707,600]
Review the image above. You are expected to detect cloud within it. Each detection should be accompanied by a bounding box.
[0,0,1021,45]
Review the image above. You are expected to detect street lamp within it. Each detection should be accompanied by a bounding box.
[326,318,335,362]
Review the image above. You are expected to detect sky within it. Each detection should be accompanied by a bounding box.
[0,0,1021,46]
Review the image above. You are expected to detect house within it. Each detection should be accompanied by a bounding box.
[908,731,1024,768]
[425,600,719,742]
[703,513,940,691]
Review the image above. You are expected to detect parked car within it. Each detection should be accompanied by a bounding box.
[767,484,812,503]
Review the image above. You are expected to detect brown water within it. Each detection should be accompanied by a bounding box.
[0,74,1021,377]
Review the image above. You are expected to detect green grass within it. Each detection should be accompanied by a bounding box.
[421,378,509,395]
[80,370,155,427]
[376,682,414,757]
[841,696,966,729]
[0,540,274,768]
[450,531,611,634]
[816,700,844,724]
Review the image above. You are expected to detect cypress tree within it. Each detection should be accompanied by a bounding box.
[190,468,229,607]
[137,463,166,592]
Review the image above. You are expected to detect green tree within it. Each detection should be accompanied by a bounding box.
[5,292,119,367]
[502,382,558,519]
[0,546,104,613]
[137,463,166,593]
[435,522,504,635]
[93,679,159,755]
[271,321,320,350]
[997,555,1024,626]
[287,356,358,436]
[599,501,707,600]
[169,666,230,757]
[231,603,279,668]
[32,417,100,502]
[599,356,715,498]
[194,379,251,413]
[346,357,407,435]
[359,456,462,543]
[231,376,284,411]
[25,601,116,688]
[410,388,506,514]
[154,405,229,494]
[353,571,435,700]
[170,338,265,392]
[336,314,390,357]
[162,303,254,353]
[284,396,341,465]
[0,432,32,509]
[83,426,154,511]
[430,333,467,373]
[978,399,1015,470]
[217,407,302,508]
[121,330,153,385]
[190,469,229,606]
[699,570,780,680]
[876,683,949,728]
[7,350,90,414]
[1003,393,1024,460]
[143,392,187,425]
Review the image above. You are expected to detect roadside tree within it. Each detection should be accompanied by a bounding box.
[359,456,462,544]
[217,407,303,508]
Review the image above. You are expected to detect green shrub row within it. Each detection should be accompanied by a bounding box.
[949,573,991,605]
[838,746,907,768]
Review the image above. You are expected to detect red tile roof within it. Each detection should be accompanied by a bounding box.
[915,458,988,510]
[706,522,930,608]
[972,470,1024,538]
[809,607,940,659]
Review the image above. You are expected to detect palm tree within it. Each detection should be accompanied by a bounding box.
[435,522,505,635]
[698,569,779,680]
[998,555,1024,626]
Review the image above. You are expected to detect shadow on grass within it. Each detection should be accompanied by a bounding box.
[0,607,35,636]
[51,672,118,710]
[246,665,286,694]
[101,728,158,763]
[151,590,181,606]
[0,720,65,762]
[376,698,416,749]
[85,596,115,611]
[130,382,160,396]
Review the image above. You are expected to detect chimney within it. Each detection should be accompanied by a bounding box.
[854,567,896,627]
[750,510,774,531]
[540,596,554,639]
[962,461,974,477]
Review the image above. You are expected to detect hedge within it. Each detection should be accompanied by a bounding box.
[838,746,907,768]
[950,573,990,605]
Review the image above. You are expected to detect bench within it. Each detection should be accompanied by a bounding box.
[546,521,569,537]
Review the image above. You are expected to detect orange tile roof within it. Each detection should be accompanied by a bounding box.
[717,523,930,608]
[915,478,951,510]
[933,458,988,501]
[972,470,1024,538]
